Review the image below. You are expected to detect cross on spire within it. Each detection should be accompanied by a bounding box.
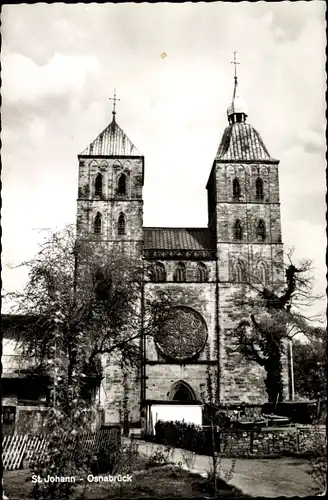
[109,89,121,119]
[230,51,240,99]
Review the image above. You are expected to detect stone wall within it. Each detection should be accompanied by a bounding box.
[155,421,326,458]
[217,426,327,457]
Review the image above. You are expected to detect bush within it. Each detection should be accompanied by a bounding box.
[154,420,219,455]
[262,401,319,424]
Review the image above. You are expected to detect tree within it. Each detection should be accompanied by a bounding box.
[293,330,327,400]
[5,225,171,425]
[4,225,171,498]
[229,250,324,403]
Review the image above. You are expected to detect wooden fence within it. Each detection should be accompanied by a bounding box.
[2,427,121,471]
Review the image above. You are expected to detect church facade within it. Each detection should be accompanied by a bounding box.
[76,79,290,427]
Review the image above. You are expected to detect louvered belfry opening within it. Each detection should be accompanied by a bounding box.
[233,178,241,198]
[256,219,266,241]
[95,173,103,196]
[118,173,126,195]
[94,212,102,235]
[118,213,126,236]
[234,220,243,240]
[256,178,264,200]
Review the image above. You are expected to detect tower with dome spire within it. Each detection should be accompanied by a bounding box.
[206,53,286,402]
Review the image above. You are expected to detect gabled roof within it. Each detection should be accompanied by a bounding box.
[143,228,215,251]
[215,122,278,162]
[79,117,142,157]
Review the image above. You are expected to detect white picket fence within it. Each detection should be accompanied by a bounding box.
[2,434,48,470]
[2,427,120,471]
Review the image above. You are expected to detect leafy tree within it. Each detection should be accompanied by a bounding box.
[6,225,170,393]
[293,330,327,400]
[4,225,171,498]
[229,250,324,403]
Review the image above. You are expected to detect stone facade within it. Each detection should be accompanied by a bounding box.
[76,85,290,428]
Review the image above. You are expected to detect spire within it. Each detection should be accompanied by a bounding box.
[109,88,121,122]
[227,52,248,124]
[231,51,240,102]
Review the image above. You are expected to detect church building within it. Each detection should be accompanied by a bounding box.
[76,67,289,428]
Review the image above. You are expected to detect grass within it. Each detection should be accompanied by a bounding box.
[3,457,246,499]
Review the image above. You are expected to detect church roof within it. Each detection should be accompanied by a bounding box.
[79,117,141,157]
[143,228,215,251]
[215,122,277,162]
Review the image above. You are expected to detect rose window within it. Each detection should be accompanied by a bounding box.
[155,306,207,362]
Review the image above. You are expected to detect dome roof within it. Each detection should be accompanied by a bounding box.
[215,122,278,162]
[227,96,248,117]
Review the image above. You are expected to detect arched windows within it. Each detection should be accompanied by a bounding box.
[117,173,126,195]
[235,261,246,283]
[174,262,186,282]
[233,178,241,198]
[94,212,102,235]
[258,262,269,285]
[233,219,243,240]
[117,213,126,236]
[151,262,166,282]
[196,262,207,282]
[255,178,264,200]
[256,219,266,241]
[95,174,103,196]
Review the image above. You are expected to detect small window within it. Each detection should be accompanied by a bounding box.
[151,262,166,282]
[235,261,246,283]
[95,174,103,196]
[196,262,207,282]
[94,212,102,235]
[174,262,186,282]
[256,178,264,200]
[117,174,126,195]
[117,213,126,236]
[258,262,269,284]
[233,220,243,240]
[256,219,266,241]
[233,178,241,198]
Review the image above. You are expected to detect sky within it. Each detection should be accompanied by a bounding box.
[1,2,326,318]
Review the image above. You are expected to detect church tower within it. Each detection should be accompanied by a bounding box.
[76,93,144,425]
[76,91,144,255]
[207,55,287,403]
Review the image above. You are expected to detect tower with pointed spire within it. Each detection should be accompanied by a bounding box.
[76,90,144,256]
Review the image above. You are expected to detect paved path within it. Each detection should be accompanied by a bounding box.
[127,438,324,497]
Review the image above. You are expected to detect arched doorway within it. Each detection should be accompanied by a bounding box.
[168,380,196,402]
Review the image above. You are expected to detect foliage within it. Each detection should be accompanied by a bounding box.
[308,424,327,495]
[90,437,139,475]
[293,333,327,400]
[6,226,170,377]
[144,444,174,469]
[4,225,171,499]
[229,250,324,403]
[155,420,209,454]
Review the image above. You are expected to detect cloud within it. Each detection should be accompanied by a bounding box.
[298,129,326,154]
[2,51,100,103]
[1,2,326,316]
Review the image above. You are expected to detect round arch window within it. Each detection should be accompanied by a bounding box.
[155,306,207,362]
